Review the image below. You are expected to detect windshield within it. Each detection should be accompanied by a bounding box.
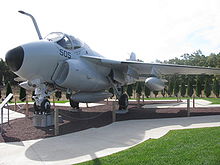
[45,32,72,50]
[45,32,64,42]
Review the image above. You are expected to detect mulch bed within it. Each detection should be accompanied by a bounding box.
[0,100,220,143]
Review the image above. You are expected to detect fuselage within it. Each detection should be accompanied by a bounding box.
[5,32,111,92]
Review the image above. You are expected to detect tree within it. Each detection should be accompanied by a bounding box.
[136,82,142,105]
[55,91,62,101]
[196,76,202,97]
[204,77,212,97]
[126,85,133,98]
[213,78,219,98]
[144,86,151,98]
[19,87,26,102]
[136,82,142,98]
[6,82,13,101]
[173,78,179,97]
[180,81,186,97]
[167,76,174,97]
[153,91,159,98]
[187,77,194,97]
[66,92,71,100]
[161,89,166,97]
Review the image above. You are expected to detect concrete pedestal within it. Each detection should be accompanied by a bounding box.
[115,109,128,114]
[33,113,54,127]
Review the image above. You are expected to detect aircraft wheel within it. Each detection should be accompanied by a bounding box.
[70,99,79,109]
[41,99,51,113]
[118,93,128,110]
[34,102,40,114]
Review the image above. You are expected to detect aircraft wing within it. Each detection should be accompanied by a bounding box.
[81,55,220,76]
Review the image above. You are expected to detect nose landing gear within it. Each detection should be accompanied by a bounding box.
[34,99,51,114]
[32,82,53,114]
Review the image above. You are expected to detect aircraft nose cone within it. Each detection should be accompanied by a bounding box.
[5,46,24,72]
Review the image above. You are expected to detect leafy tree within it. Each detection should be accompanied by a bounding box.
[173,78,179,97]
[126,85,133,98]
[136,82,143,105]
[167,76,174,97]
[66,92,71,100]
[19,87,26,102]
[204,77,212,97]
[180,81,186,97]
[6,82,13,101]
[196,76,202,97]
[187,77,194,97]
[144,86,151,98]
[213,78,219,98]
[161,89,166,97]
[55,91,62,101]
[136,82,142,97]
[153,91,159,98]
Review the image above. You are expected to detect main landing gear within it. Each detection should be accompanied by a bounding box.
[118,93,128,110]
[107,76,129,112]
[69,99,79,109]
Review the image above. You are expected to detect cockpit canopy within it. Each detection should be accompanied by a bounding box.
[45,32,84,50]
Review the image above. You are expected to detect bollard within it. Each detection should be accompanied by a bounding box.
[187,99,190,117]
[14,97,17,111]
[86,103,89,108]
[53,95,55,108]
[25,97,29,117]
[193,96,195,108]
[54,108,59,136]
[7,103,9,125]
[112,101,116,122]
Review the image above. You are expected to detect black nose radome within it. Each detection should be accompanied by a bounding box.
[5,46,24,72]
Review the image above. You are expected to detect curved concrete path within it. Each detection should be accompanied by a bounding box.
[0,115,220,165]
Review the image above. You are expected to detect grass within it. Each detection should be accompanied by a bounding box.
[77,127,220,165]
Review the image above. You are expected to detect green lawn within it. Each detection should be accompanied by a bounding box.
[77,127,220,165]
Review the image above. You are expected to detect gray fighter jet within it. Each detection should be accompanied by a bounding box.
[5,11,220,113]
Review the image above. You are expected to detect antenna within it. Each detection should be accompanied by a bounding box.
[18,10,43,40]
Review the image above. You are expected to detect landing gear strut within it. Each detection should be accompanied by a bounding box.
[32,82,53,114]
[107,76,129,111]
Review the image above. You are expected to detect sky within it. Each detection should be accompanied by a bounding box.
[1,0,220,62]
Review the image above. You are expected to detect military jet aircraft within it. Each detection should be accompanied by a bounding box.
[5,11,220,113]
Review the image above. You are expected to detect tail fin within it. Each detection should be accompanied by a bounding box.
[128,52,136,61]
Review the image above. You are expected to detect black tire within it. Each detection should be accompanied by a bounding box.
[34,102,40,114]
[70,99,79,109]
[118,93,128,110]
[41,99,51,113]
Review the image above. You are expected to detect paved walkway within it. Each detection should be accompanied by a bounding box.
[0,108,25,124]
[0,115,220,165]
[142,99,220,108]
